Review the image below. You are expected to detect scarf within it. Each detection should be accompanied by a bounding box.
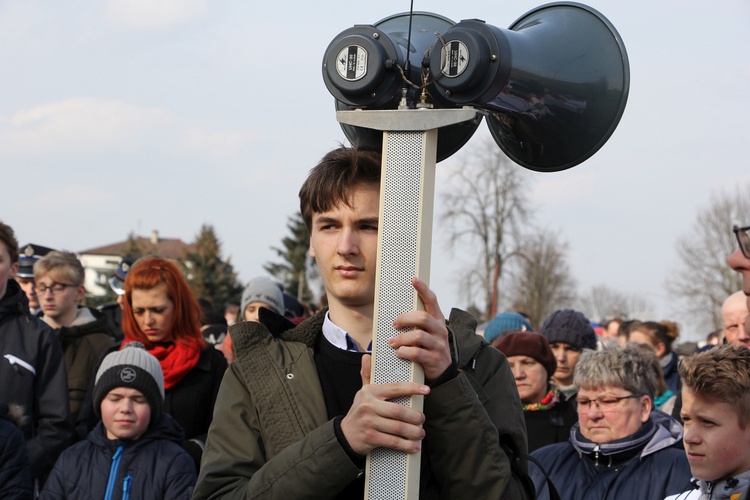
[121,336,202,389]
[524,388,560,411]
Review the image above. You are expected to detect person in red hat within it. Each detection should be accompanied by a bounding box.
[495,331,578,452]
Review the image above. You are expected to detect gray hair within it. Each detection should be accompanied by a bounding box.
[574,343,656,400]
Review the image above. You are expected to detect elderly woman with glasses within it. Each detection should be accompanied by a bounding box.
[529,344,691,500]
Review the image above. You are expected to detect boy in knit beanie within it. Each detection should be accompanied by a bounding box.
[218,276,286,364]
[539,309,597,401]
[41,342,196,499]
[239,276,285,323]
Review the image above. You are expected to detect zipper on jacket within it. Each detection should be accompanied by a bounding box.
[104,444,126,500]
[123,475,132,500]
[593,444,600,467]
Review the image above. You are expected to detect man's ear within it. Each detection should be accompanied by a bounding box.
[10,262,18,277]
[74,284,86,303]
[309,237,316,259]
[655,341,666,358]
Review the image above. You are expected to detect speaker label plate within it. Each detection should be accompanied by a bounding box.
[441,40,468,77]
[336,45,368,81]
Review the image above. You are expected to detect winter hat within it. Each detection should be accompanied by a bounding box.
[109,257,136,295]
[93,342,164,422]
[484,312,533,344]
[539,309,597,350]
[241,277,285,317]
[496,332,557,377]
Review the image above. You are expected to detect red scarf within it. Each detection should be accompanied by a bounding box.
[121,337,202,389]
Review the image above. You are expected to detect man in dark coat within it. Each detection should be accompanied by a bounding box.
[0,221,73,481]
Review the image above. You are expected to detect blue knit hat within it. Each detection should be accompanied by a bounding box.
[539,309,597,350]
[484,312,533,343]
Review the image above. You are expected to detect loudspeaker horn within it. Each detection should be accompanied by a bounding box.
[428,2,630,171]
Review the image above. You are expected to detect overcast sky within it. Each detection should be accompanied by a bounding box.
[2,0,748,341]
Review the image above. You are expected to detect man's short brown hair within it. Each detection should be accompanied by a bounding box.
[679,343,750,428]
[299,146,382,232]
[0,221,19,264]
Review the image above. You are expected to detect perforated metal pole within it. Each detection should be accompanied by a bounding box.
[337,108,477,500]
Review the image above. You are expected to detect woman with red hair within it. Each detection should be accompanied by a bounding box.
[121,257,227,471]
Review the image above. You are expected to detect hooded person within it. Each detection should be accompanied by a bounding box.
[539,309,597,401]
[41,342,196,499]
[0,222,72,483]
[496,332,578,452]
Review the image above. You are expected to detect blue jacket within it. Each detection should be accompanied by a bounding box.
[0,402,32,499]
[40,414,196,500]
[530,411,691,500]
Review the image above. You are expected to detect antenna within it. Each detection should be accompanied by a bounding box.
[398,0,416,109]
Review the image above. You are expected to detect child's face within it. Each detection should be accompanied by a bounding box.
[682,386,750,481]
[243,301,274,323]
[101,387,151,440]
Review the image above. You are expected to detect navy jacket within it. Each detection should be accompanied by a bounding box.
[41,414,196,500]
[530,412,691,500]
[0,402,33,499]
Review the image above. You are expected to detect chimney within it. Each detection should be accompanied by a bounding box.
[151,230,159,245]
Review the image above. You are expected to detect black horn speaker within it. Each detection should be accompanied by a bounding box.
[428,2,630,171]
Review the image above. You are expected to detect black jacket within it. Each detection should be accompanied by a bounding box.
[40,414,196,500]
[56,308,116,423]
[0,280,72,479]
[162,345,227,470]
[524,392,578,453]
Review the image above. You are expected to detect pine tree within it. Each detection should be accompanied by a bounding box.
[264,213,317,303]
[121,231,157,258]
[183,224,243,312]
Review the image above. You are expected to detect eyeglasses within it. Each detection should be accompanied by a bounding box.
[576,394,643,413]
[733,225,750,260]
[33,282,79,295]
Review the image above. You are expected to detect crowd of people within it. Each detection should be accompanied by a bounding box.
[1,145,750,499]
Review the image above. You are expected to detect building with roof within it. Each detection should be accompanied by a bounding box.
[78,230,194,296]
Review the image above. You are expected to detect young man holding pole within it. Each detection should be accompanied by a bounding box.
[194,147,530,499]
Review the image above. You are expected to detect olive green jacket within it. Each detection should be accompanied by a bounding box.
[193,308,530,500]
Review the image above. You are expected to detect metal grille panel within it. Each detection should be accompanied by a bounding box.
[367,131,427,500]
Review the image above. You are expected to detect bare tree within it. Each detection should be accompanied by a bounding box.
[441,140,531,321]
[577,284,652,323]
[666,187,748,332]
[508,230,577,328]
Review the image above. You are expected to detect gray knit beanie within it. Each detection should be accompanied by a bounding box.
[241,276,285,318]
[539,309,597,350]
[93,342,164,422]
